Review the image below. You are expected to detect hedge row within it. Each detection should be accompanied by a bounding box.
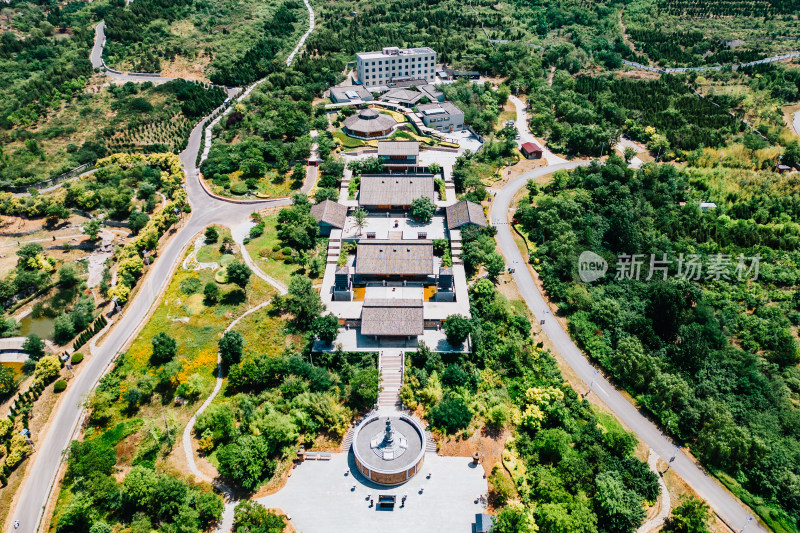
[73,314,108,350]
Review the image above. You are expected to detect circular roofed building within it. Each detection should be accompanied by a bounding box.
[352,415,426,485]
[344,108,397,139]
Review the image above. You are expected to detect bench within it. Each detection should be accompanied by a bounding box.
[305,451,319,460]
[319,452,332,460]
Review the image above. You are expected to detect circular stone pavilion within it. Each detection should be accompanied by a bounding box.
[351,415,426,485]
[343,108,397,139]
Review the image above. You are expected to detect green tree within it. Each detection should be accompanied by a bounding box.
[219,330,244,367]
[286,275,324,330]
[0,365,17,398]
[353,207,368,236]
[443,314,472,346]
[54,314,76,344]
[409,196,436,223]
[58,264,80,287]
[312,314,339,344]
[349,367,380,409]
[233,501,286,533]
[128,210,150,235]
[429,395,472,433]
[83,219,102,241]
[485,251,505,279]
[226,260,252,290]
[205,226,219,244]
[217,435,275,491]
[151,332,177,365]
[664,497,711,533]
[594,470,646,533]
[493,503,538,533]
[204,282,220,305]
[23,334,46,361]
[34,355,61,383]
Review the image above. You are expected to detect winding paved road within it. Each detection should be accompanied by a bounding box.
[9,0,316,529]
[490,164,766,533]
[622,51,800,74]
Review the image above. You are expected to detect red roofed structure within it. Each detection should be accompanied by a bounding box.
[521,142,543,159]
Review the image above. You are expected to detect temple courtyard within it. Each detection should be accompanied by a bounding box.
[257,451,488,533]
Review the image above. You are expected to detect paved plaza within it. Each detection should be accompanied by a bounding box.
[341,215,448,240]
[257,452,488,533]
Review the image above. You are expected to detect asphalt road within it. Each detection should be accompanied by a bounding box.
[10,99,290,533]
[90,21,175,84]
[10,0,323,526]
[491,163,767,533]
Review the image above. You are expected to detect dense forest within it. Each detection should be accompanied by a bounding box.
[526,71,746,157]
[402,278,660,533]
[1,80,225,188]
[103,0,307,85]
[516,158,800,532]
[623,0,799,67]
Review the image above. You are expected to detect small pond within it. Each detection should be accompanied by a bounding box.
[18,315,55,340]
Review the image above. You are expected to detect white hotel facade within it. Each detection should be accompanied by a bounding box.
[356,47,437,88]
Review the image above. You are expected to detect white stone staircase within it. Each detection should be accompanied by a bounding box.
[378,350,404,409]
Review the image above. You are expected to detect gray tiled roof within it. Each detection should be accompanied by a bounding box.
[359,174,434,206]
[379,88,423,105]
[310,200,348,228]
[377,141,419,157]
[356,240,434,275]
[361,298,424,336]
[344,108,397,134]
[445,200,486,229]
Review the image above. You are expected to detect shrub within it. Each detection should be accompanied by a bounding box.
[230,182,248,195]
[54,379,67,393]
[34,356,61,384]
[70,353,83,364]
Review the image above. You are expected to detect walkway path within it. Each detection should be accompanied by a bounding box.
[637,449,671,533]
[793,110,800,138]
[622,51,800,74]
[491,162,766,532]
[377,350,404,410]
[508,95,566,165]
[9,0,316,529]
[182,294,278,532]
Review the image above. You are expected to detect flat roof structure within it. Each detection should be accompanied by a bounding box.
[310,200,349,228]
[356,240,434,276]
[418,101,463,117]
[359,174,434,207]
[377,140,420,157]
[330,85,373,103]
[360,299,424,336]
[356,47,435,60]
[445,200,486,229]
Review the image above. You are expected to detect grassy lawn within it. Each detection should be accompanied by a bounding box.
[48,232,277,528]
[244,213,328,286]
[207,169,301,200]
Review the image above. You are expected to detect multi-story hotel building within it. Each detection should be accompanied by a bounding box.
[356,47,436,87]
